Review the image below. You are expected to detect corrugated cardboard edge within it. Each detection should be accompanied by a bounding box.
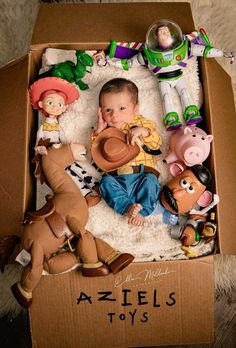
[0,55,34,235]
[201,59,236,255]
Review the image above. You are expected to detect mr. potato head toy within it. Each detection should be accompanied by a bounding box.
[153,164,217,253]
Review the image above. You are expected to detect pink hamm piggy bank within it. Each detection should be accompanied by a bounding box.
[164,126,213,176]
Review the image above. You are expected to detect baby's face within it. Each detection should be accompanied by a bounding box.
[100,90,138,128]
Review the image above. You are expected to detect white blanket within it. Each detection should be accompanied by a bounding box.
[37,48,214,262]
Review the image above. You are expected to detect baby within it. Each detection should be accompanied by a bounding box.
[92,78,162,226]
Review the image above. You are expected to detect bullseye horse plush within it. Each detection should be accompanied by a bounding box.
[6,143,134,308]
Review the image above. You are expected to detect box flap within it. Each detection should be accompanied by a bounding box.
[29,258,214,347]
[31,3,195,50]
[0,56,32,236]
[202,59,236,255]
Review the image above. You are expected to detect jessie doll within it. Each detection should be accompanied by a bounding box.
[29,77,100,206]
[29,76,79,155]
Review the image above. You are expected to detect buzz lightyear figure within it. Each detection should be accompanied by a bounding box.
[109,19,234,130]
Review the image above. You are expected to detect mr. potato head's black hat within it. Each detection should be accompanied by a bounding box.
[189,165,211,186]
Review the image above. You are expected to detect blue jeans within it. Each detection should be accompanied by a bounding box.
[99,171,160,216]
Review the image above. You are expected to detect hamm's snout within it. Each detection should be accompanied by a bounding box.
[183,146,204,165]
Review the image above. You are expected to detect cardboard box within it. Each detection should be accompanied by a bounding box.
[0,2,235,347]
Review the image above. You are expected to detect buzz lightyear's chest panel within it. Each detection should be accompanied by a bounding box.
[144,40,188,68]
[156,51,174,63]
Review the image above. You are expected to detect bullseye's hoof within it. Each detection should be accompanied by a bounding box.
[85,194,101,207]
[108,253,134,274]
[11,282,32,308]
[82,263,110,277]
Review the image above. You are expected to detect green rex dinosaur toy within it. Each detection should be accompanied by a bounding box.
[39,51,94,90]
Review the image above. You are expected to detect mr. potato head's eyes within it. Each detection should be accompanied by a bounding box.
[186,185,196,194]
[180,178,189,188]
[179,179,196,194]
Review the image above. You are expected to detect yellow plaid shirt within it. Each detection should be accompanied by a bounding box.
[120,115,162,169]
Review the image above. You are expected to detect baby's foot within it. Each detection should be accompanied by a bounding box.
[128,214,144,226]
[126,203,143,217]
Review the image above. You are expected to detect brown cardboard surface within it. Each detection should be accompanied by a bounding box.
[29,257,214,348]
[31,3,194,50]
[0,56,34,236]
[201,59,236,255]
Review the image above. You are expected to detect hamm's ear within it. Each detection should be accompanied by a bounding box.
[184,127,193,135]
[206,134,213,143]
[169,163,185,176]
[197,190,213,207]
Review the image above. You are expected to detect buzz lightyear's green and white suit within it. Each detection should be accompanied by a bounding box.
[111,20,233,130]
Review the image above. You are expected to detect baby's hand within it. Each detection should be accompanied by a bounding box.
[95,107,107,134]
[128,126,150,146]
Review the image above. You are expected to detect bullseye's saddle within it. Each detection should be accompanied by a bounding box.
[23,196,74,240]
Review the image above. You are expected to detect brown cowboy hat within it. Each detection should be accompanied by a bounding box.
[91,128,140,172]
[29,76,80,110]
